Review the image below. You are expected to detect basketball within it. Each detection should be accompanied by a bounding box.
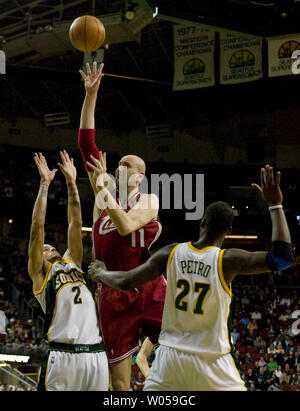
[69,15,106,52]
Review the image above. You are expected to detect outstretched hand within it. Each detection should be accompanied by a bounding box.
[88,260,107,282]
[251,164,283,206]
[86,151,108,190]
[79,62,104,96]
[34,152,57,184]
[57,150,77,183]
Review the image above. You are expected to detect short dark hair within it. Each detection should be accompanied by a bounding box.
[203,201,233,236]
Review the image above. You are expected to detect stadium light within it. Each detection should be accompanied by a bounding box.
[0,354,30,363]
[225,235,258,239]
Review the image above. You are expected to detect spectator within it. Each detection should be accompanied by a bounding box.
[258,355,267,368]
[247,319,258,332]
[254,335,267,351]
[241,292,250,306]
[239,316,251,327]
[267,324,276,341]
[280,294,291,307]
[245,329,256,346]
[262,364,271,381]
[284,363,294,377]
[290,372,300,385]
[267,343,277,355]
[286,352,295,369]
[251,310,262,321]
[268,357,278,372]
[244,352,253,365]
[248,382,257,391]
[267,379,280,391]
[244,368,255,384]
[279,371,291,385]
[275,365,283,380]
[231,327,240,345]
[255,377,266,391]
[277,342,285,355]
[279,311,290,321]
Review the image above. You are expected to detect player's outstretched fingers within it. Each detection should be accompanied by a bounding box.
[34,152,41,166]
[63,150,71,163]
[251,183,262,194]
[86,62,91,75]
[97,63,104,76]
[261,167,267,188]
[90,154,102,169]
[266,165,274,186]
[79,69,87,80]
[85,160,98,173]
[98,151,106,172]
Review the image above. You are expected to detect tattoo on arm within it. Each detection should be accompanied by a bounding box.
[29,227,36,245]
[40,183,49,194]
[67,183,80,205]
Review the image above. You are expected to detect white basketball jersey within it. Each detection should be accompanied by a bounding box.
[34,260,102,345]
[159,242,232,356]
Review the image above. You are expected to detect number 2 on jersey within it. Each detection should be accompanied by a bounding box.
[72,286,82,304]
[175,279,210,315]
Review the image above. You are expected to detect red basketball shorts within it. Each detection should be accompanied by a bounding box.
[98,275,166,363]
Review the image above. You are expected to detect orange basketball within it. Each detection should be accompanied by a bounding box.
[69,15,106,52]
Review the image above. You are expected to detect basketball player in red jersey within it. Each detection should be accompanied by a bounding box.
[78,62,166,391]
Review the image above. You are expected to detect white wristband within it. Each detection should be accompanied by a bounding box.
[268,204,283,211]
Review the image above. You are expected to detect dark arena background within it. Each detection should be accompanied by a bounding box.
[0,0,300,392]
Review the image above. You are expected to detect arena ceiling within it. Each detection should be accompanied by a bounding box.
[1,0,300,133]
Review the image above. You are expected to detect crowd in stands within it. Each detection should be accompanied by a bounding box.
[0,143,300,390]
[1,249,300,392]
[0,283,46,356]
[128,281,300,391]
[0,144,300,236]
[231,281,300,391]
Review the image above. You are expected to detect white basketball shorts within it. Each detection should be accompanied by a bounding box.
[144,345,247,391]
[38,350,109,391]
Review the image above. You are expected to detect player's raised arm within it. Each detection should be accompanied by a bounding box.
[28,153,57,291]
[88,243,177,290]
[78,63,116,223]
[57,150,83,268]
[223,165,293,283]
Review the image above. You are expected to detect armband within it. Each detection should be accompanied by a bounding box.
[266,241,294,271]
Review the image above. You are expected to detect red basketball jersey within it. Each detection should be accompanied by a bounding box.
[92,192,162,272]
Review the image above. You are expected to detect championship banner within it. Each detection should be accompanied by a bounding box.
[173,25,215,91]
[220,33,262,84]
[268,35,300,77]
